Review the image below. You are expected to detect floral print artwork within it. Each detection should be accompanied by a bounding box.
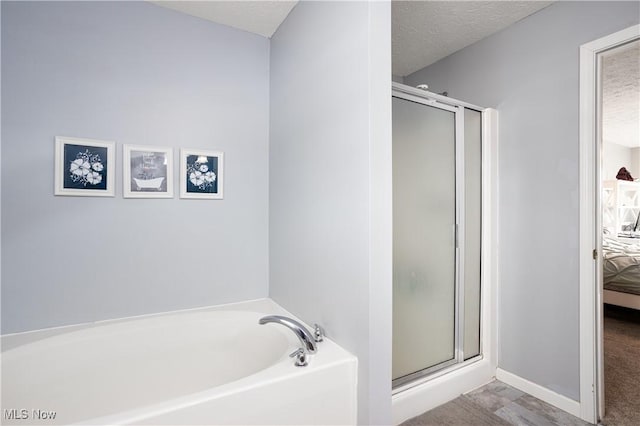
[186,155,217,193]
[69,149,104,186]
[63,144,108,191]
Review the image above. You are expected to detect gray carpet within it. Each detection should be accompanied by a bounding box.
[602,304,640,426]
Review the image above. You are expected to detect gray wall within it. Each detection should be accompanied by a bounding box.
[1,1,270,333]
[405,1,639,401]
[269,1,391,424]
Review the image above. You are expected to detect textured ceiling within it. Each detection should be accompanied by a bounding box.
[602,40,640,148]
[151,1,555,77]
[392,1,554,77]
[143,3,638,150]
[150,0,297,38]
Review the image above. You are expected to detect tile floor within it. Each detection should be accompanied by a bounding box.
[402,380,591,426]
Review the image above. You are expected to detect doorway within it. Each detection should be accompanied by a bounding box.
[599,38,640,425]
[579,24,640,425]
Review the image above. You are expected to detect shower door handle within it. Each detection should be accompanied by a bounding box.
[454,224,459,248]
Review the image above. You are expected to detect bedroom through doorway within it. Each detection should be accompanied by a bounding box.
[599,37,640,426]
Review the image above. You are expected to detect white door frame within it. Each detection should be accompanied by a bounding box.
[579,24,640,424]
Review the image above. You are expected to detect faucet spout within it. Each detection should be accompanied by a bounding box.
[259,315,317,354]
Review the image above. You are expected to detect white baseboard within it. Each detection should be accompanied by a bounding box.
[392,359,494,425]
[495,368,581,418]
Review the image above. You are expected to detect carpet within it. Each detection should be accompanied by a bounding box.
[602,304,640,426]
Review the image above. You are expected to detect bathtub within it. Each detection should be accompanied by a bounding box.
[1,299,357,425]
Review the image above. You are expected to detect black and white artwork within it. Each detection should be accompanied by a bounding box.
[123,145,173,198]
[180,149,224,199]
[55,137,115,197]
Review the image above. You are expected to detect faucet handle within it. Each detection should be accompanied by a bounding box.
[289,348,308,367]
[313,323,324,342]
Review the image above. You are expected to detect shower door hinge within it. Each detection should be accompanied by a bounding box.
[593,249,598,260]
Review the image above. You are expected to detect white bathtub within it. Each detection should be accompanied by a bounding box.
[1,299,357,425]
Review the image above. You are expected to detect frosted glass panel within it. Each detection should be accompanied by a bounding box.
[463,108,482,360]
[392,97,456,380]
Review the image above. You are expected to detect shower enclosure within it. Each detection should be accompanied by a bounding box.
[392,83,483,388]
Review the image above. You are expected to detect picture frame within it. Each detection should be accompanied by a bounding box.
[54,136,115,197]
[180,149,224,199]
[123,145,174,198]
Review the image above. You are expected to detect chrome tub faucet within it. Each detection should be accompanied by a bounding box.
[259,315,322,367]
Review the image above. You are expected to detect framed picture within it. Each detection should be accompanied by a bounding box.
[54,136,115,197]
[180,149,224,199]
[123,145,173,198]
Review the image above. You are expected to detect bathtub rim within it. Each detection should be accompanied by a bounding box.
[1,297,273,349]
[1,298,352,358]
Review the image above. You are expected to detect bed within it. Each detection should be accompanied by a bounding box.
[602,234,640,310]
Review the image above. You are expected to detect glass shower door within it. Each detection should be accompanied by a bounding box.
[392,96,457,382]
